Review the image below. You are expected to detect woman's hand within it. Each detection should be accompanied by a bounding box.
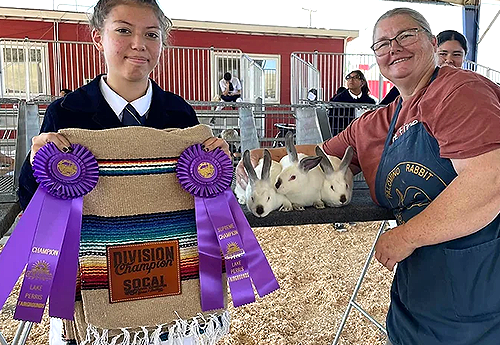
[235,159,249,190]
[235,149,263,190]
[375,225,416,271]
[30,133,72,164]
[202,137,230,158]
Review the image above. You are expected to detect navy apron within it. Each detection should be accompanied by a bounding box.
[375,68,500,345]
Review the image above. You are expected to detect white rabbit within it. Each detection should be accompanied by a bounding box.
[233,150,281,204]
[274,132,324,210]
[242,149,293,217]
[315,146,354,207]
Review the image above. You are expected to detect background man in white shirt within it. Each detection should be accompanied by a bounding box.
[219,72,242,102]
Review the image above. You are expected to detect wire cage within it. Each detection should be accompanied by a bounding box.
[0,99,19,201]
[0,100,382,201]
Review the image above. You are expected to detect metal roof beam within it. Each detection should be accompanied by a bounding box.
[463,3,480,62]
[382,0,481,5]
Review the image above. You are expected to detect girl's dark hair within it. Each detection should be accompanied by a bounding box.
[436,30,468,55]
[89,0,172,46]
[349,70,371,95]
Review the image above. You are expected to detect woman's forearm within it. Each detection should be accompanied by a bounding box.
[400,148,500,248]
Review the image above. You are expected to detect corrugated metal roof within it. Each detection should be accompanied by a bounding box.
[382,0,481,5]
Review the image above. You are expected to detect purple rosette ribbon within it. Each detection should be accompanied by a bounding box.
[177,144,279,311]
[0,143,98,323]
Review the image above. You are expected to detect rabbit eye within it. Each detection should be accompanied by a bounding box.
[289,175,296,181]
[251,197,254,202]
[267,196,270,201]
[331,186,335,191]
[346,183,349,189]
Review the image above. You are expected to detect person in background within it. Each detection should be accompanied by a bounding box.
[237,7,500,345]
[329,70,376,135]
[219,72,242,102]
[18,0,229,343]
[59,88,72,97]
[436,29,467,68]
[331,70,377,104]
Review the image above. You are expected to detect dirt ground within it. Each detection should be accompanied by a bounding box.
[1,221,394,345]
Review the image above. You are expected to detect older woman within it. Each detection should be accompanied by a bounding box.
[237,7,500,345]
[436,29,468,68]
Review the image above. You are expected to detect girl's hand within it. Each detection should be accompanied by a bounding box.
[30,133,72,164]
[202,137,231,158]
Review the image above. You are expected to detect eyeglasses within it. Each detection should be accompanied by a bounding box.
[371,28,427,57]
[345,74,361,80]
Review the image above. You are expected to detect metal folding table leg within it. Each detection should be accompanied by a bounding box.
[0,331,8,345]
[12,321,33,345]
[0,321,34,345]
[332,220,389,345]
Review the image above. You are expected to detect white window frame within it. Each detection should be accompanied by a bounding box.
[247,53,281,104]
[211,51,242,98]
[0,41,50,99]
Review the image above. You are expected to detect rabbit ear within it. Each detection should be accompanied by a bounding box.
[284,131,298,163]
[339,146,354,174]
[242,150,258,183]
[261,149,272,181]
[298,156,322,173]
[315,146,334,175]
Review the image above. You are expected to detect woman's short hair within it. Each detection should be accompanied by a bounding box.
[437,30,468,55]
[89,0,172,46]
[349,70,371,95]
[373,7,433,39]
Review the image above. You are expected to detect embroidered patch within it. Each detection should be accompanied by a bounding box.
[106,240,181,303]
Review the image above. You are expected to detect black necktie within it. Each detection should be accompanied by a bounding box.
[122,104,145,126]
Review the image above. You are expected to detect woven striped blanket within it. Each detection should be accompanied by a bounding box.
[59,125,229,344]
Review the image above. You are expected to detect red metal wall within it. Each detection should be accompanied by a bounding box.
[0,19,91,41]
[171,30,345,104]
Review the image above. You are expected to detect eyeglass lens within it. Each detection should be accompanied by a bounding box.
[372,29,420,56]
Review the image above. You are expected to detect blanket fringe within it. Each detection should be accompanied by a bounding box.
[80,311,230,345]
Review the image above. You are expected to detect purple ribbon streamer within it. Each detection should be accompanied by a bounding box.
[49,197,82,319]
[0,143,97,323]
[203,192,255,309]
[196,190,279,311]
[176,144,279,311]
[195,196,224,311]
[0,188,44,312]
[14,192,72,322]
[226,192,280,296]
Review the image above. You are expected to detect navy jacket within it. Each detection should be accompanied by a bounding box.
[18,75,199,209]
[328,89,376,136]
[330,89,376,104]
